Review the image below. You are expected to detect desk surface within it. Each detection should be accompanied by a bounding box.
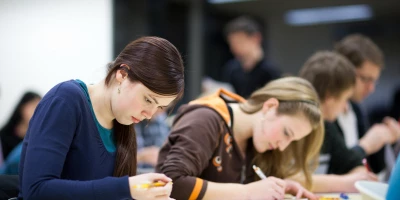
[285,193,362,200]
[318,193,362,200]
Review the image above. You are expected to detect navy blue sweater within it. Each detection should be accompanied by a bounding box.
[18,80,131,200]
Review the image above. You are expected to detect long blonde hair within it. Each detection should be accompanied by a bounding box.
[239,77,324,189]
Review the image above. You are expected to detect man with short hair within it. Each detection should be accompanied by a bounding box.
[334,34,400,174]
[222,16,281,98]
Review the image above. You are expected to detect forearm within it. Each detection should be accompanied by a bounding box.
[203,181,247,200]
[358,139,374,155]
[23,176,131,200]
[349,166,366,173]
[311,174,355,193]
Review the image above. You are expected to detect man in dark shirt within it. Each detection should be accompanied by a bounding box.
[222,16,281,98]
[334,34,400,174]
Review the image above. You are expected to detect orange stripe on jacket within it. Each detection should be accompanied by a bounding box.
[188,178,203,200]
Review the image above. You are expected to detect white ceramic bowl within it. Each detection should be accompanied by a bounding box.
[354,180,388,200]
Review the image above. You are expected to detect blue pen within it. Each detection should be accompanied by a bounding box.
[340,192,349,199]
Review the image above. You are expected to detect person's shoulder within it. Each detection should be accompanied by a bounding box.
[178,104,222,117]
[349,101,361,111]
[174,104,224,124]
[259,60,281,74]
[223,59,241,71]
[46,80,82,98]
[41,80,85,107]
[324,121,339,135]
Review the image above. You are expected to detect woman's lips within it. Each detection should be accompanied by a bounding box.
[132,116,140,123]
[268,143,275,150]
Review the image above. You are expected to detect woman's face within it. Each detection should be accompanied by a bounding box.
[253,99,313,153]
[111,70,176,125]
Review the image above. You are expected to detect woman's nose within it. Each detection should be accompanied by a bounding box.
[142,106,158,120]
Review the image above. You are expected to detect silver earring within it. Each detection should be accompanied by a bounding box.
[118,87,120,94]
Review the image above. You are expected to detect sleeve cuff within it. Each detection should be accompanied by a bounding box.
[352,145,367,158]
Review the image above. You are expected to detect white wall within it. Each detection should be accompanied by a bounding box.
[0,0,112,127]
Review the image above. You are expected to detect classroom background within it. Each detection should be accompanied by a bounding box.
[1,0,400,130]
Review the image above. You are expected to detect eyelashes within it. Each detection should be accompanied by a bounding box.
[144,96,164,110]
[284,129,290,138]
[145,96,152,104]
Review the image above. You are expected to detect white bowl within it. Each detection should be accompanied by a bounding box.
[354,181,388,200]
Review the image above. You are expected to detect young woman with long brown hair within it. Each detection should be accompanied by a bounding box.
[19,36,184,200]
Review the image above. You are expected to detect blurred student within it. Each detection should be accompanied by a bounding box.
[157,77,323,200]
[0,91,41,160]
[222,16,281,98]
[0,91,41,175]
[334,34,400,174]
[299,51,396,192]
[18,37,184,200]
[136,110,170,170]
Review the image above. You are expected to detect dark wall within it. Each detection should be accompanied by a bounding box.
[113,0,148,57]
[113,0,190,110]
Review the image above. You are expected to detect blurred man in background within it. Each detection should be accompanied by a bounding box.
[221,16,281,98]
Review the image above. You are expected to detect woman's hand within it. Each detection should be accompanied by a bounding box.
[383,117,400,143]
[129,173,173,200]
[284,179,318,200]
[341,169,378,192]
[245,177,286,200]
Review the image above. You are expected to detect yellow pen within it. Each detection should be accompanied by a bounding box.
[133,181,172,190]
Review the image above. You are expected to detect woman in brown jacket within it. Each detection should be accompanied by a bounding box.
[156,77,324,200]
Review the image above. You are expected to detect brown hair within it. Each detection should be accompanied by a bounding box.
[223,16,261,37]
[105,36,184,177]
[299,51,356,102]
[334,34,384,68]
[240,77,324,189]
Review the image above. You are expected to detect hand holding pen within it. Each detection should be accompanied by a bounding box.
[253,165,317,200]
[243,165,286,199]
[361,158,378,181]
[133,180,173,190]
[362,158,372,172]
[128,173,173,200]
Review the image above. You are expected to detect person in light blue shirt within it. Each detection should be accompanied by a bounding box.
[0,143,22,175]
[18,36,185,200]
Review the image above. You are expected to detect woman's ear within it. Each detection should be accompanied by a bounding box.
[262,98,279,115]
[115,67,128,82]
